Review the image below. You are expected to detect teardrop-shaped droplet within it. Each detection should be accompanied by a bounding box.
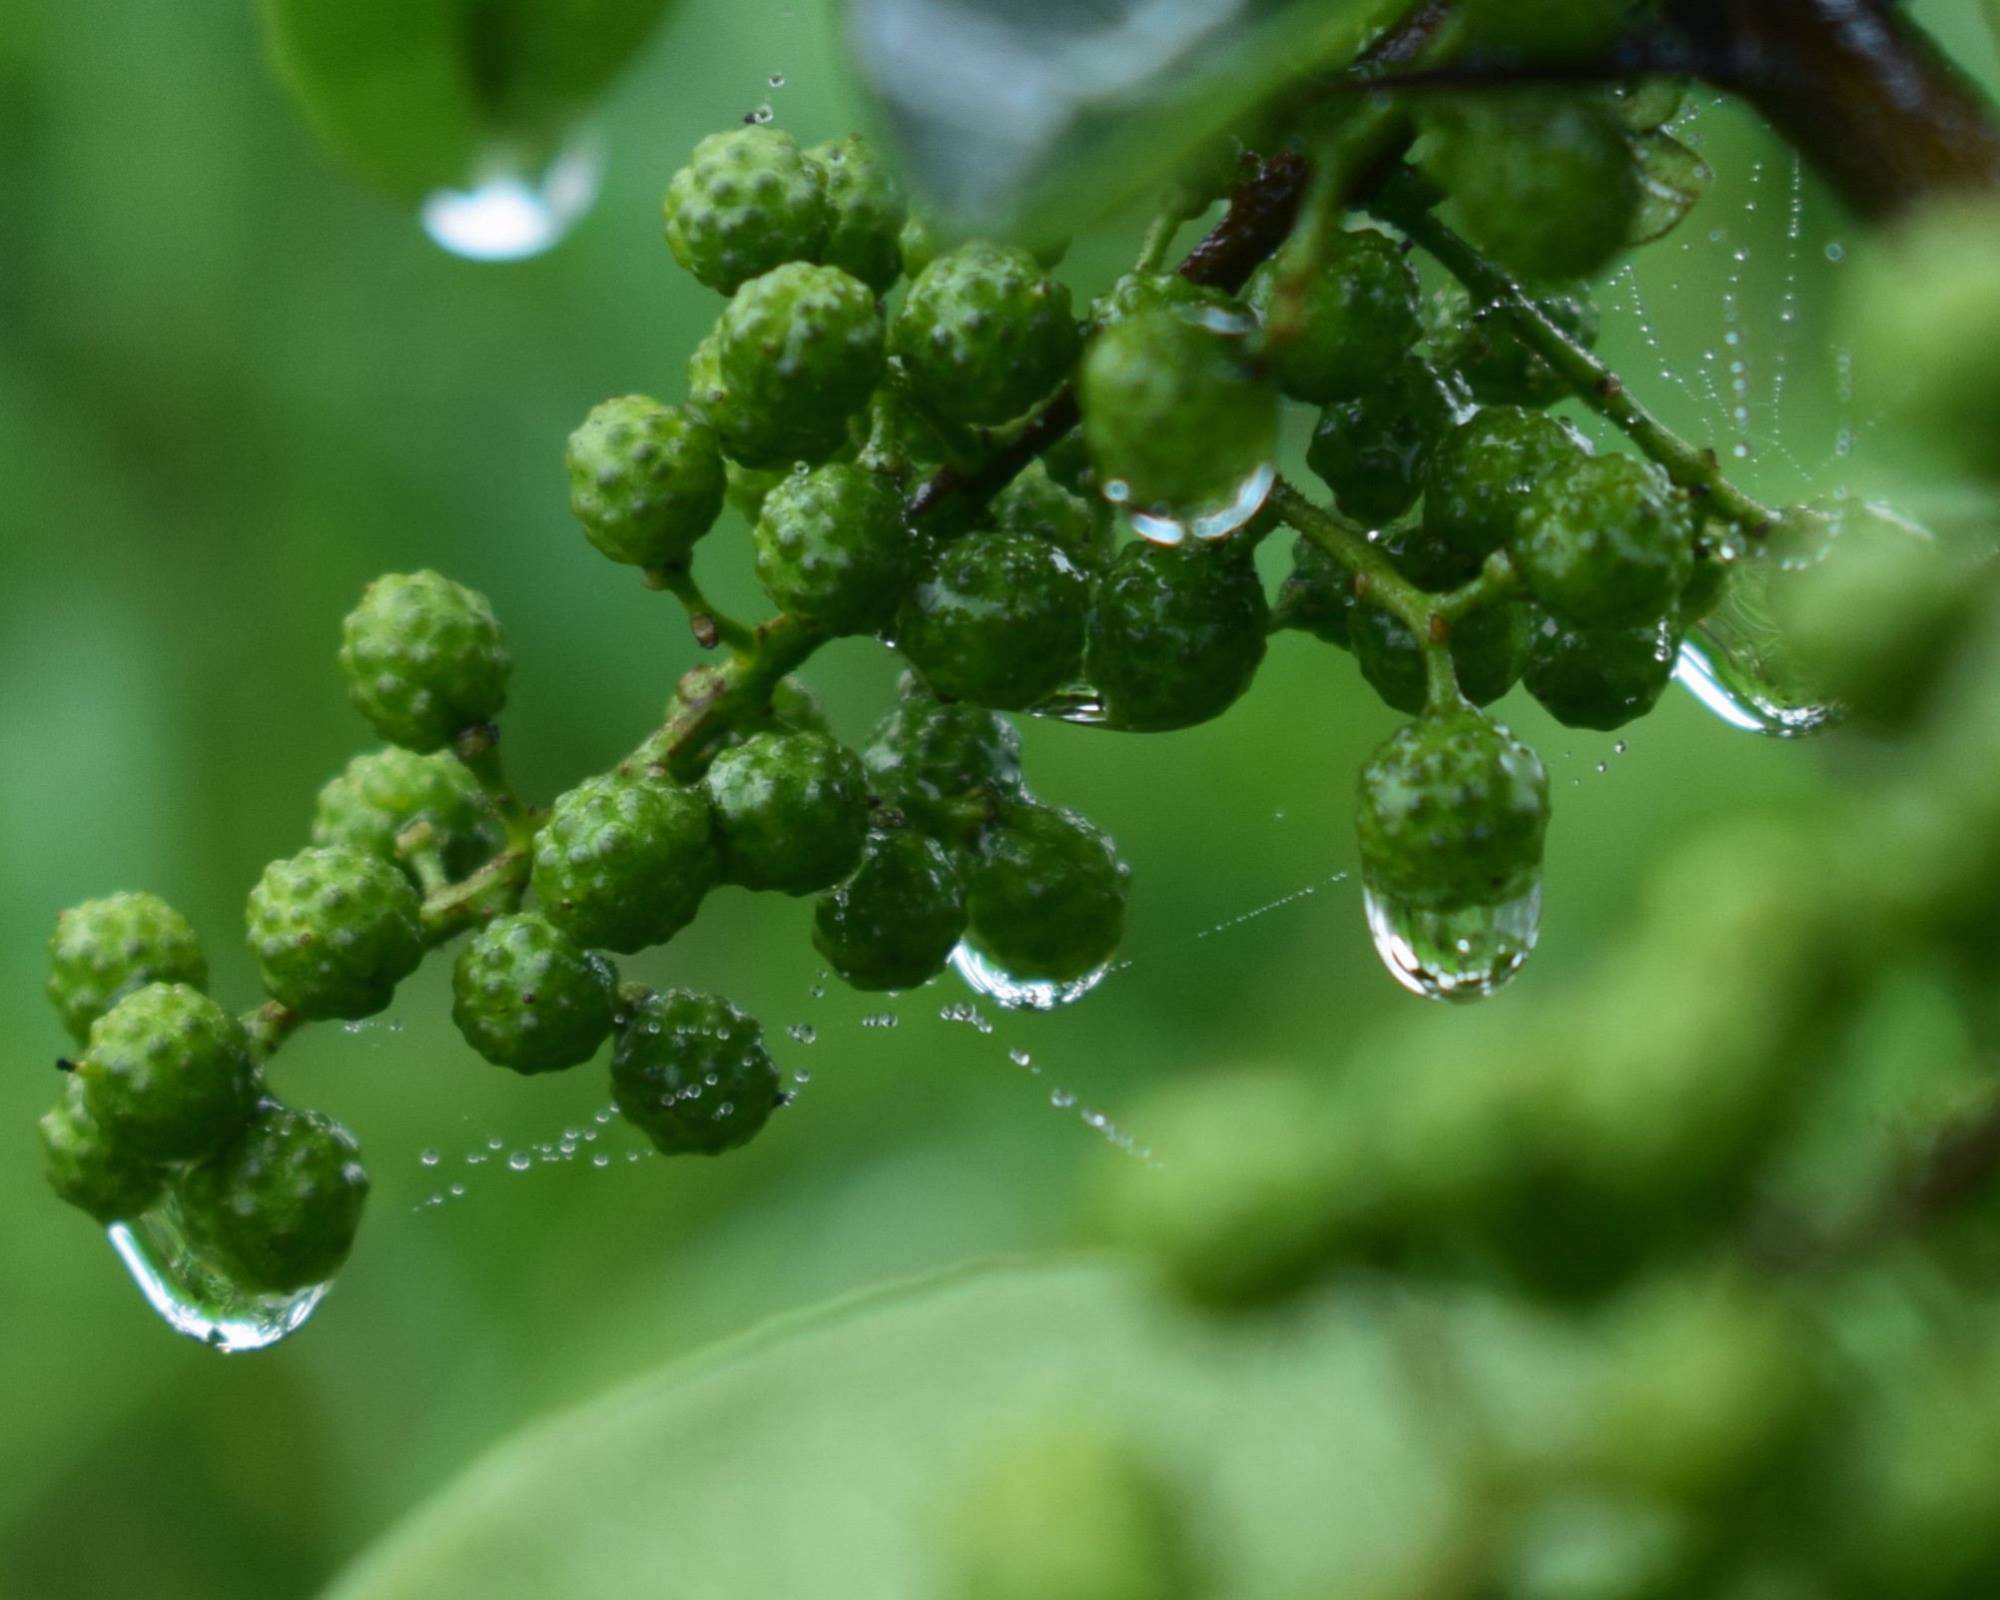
[1362,880,1541,1003]
[1113,460,1275,548]
[108,1207,329,1353]
[949,940,1109,1012]
[422,132,602,262]
[1674,629,1839,738]
[1027,683,1109,725]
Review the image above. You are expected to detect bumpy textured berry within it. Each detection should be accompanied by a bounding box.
[310,747,502,885]
[898,211,943,280]
[246,846,424,1020]
[965,801,1129,982]
[611,987,781,1155]
[663,126,828,294]
[565,395,725,569]
[804,134,905,293]
[812,828,967,991]
[1245,229,1423,404]
[717,263,885,466]
[40,1075,164,1224]
[79,982,257,1162]
[861,689,1024,807]
[1090,270,1240,329]
[897,531,1090,710]
[1086,541,1268,731]
[176,1103,368,1292]
[702,731,869,895]
[1443,285,1600,408]
[891,242,1080,427]
[1079,310,1276,524]
[46,891,207,1047]
[1513,452,1693,625]
[531,774,717,955]
[1425,406,1590,565]
[752,462,915,634]
[1355,710,1550,909]
[1525,611,1681,730]
[1307,357,1462,526]
[1425,92,1640,282]
[1352,598,1533,715]
[992,461,1110,573]
[451,912,618,1073]
[722,674,833,752]
[1272,537,1357,646]
[338,571,511,753]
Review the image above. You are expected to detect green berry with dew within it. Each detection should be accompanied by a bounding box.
[1306,356,1464,526]
[964,800,1129,983]
[662,125,827,294]
[891,241,1080,427]
[1425,405,1591,566]
[1513,451,1694,626]
[1524,611,1682,731]
[992,461,1111,574]
[1352,597,1533,716]
[77,981,257,1163]
[752,461,916,635]
[1246,228,1423,404]
[245,846,424,1020]
[896,530,1090,711]
[860,690,1024,809]
[611,987,782,1156]
[1086,541,1269,732]
[175,1102,369,1292]
[702,730,870,896]
[40,1074,165,1225]
[804,133,905,293]
[812,828,968,992]
[1444,284,1601,409]
[310,747,502,885]
[531,774,718,955]
[717,262,885,466]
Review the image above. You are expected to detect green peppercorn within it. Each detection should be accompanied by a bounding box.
[245,845,425,1020]
[1086,541,1268,731]
[46,891,208,1048]
[964,801,1129,983]
[531,774,718,955]
[176,1101,369,1292]
[897,531,1090,710]
[451,912,618,1073]
[702,730,870,895]
[611,987,782,1155]
[78,981,258,1163]
[338,570,511,753]
[813,828,968,992]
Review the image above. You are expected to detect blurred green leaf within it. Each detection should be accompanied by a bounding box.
[327,1260,1466,1599]
[832,0,1405,238]
[1627,129,1711,246]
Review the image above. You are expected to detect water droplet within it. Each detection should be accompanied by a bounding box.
[1362,881,1541,1002]
[487,1136,505,1151]
[1008,1048,1033,1069]
[1824,241,1845,263]
[1050,1088,1076,1109]
[768,72,787,87]
[108,1210,328,1353]
[1613,740,1627,755]
[949,940,1110,1012]
[859,1011,899,1029]
[792,1068,813,1087]
[507,1151,532,1173]
[448,1182,466,1198]
[421,134,602,263]
[419,1148,440,1168]
[1119,460,1276,547]
[744,103,775,125]
[592,1152,611,1169]
[787,1022,817,1045]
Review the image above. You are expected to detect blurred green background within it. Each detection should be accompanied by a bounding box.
[1,3,1992,1595]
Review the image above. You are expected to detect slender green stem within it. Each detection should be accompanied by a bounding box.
[645,562,756,653]
[420,847,532,944]
[1268,477,1432,631]
[1434,548,1520,624]
[624,611,826,783]
[1131,208,1182,275]
[452,723,538,849]
[1376,184,1781,535]
[240,1000,304,1063]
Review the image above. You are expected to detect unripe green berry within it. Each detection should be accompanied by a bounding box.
[898,211,942,280]
[861,693,1024,807]
[1355,709,1550,909]
[451,912,618,1073]
[46,891,208,1047]
[965,801,1129,982]
[804,134,905,293]
[891,242,1080,427]
[721,674,833,752]
[813,828,967,992]
[702,730,870,895]
[1306,356,1463,526]
[611,987,781,1156]
[338,571,511,753]
[176,1102,369,1292]
[1081,310,1275,531]
[753,462,916,634]
[1353,598,1532,716]
[40,1075,164,1224]
[565,395,725,569]
[1425,406,1590,565]
[1085,541,1268,731]
[531,774,718,955]
[1525,611,1681,731]
[718,262,886,465]
[992,461,1111,573]
[79,981,257,1162]
[310,747,502,885]
[1271,536,1357,647]
[897,531,1090,710]
[1443,285,1600,409]
[663,126,827,294]
[1513,452,1693,625]
[1246,228,1423,404]
[245,845,425,1020]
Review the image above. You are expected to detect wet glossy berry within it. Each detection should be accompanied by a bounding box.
[310,747,502,885]
[46,891,207,1047]
[703,730,870,895]
[1306,357,1463,526]
[1352,598,1533,716]
[531,774,718,955]
[1090,270,1239,329]
[40,1075,164,1224]
[861,691,1024,807]
[1080,309,1276,527]
[1245,228,1422,404]
[992,461,1111,573]
[804,134,905,293]
[812,828,967,991]
[338,570,511,753]
[752,462,916,634]
[611,987,782,1156]
[1086,541,1268,731]
[1514,452,1693,625]
[965,801,1129,982]
[1425,406,1590,566]
[723,674,833,751]
[79,982,257,1162]
[246,845,425,1019]
[717,263,885,466]
[1271,537,1356,647]
[1355,709,1550,909]
[1425,92,1640,282]
[451,912,618,1073]
[663,126,827,294]
[565,395,725,569]
[1443,285,1600,409]
[176,1102,369,1292]
[1524,611,1681,730]
[891,242,1080,427]
[897,531,1090,710]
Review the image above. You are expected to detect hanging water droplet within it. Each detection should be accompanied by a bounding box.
[1362,881,1542,1003]
[1674,633,1839,738]
[422,133,603,263]
[591,1151,611,1169]
[1008,1048,1032,1069]
[746,104,775,125]
[949,940,1110,1012]
[1050,1088,1076,1109]
[787,1022,817,1045]
[1118,460,1276,547]
[108,1209,329,1353]
[418,1148,440,1168]
[507,1150,532,1172]
[1027,683,1109,726]
[768,72,787,87]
